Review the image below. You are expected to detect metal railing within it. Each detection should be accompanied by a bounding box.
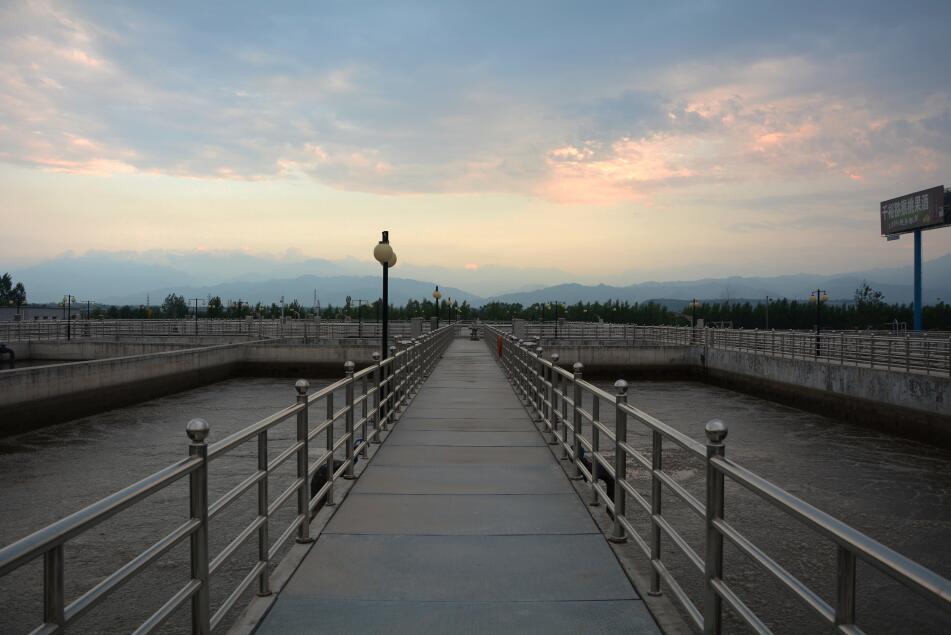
[0,326,455,634]
[484,325,951,634]
[0,319,433,342]
[507,322,951,376]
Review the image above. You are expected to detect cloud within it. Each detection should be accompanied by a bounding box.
[0,1,948,208]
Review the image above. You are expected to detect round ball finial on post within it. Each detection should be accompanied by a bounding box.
[186,418,210,443]
[573,361,583,376]
[535,346,543,356]
[344,360,355,375]
[551,353,559,363]
[613,379,629,396]
[372,351,381,362]
[295,379,310,395]
[704,419,728,444]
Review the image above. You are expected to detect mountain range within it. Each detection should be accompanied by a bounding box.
[5,251,950,308]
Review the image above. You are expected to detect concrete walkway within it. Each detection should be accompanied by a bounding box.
[256,338,660,634]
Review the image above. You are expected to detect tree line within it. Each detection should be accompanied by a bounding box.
[9,282,951,331]
[0,273,27,309]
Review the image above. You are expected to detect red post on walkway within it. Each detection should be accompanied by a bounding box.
[497,335,503,357]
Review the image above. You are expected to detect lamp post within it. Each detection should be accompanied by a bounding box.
[689,298,700,326]
[810,289,828,357]
[432,286,442,328]
[374,231,397,359]
[62,294,75,340]
[765,296,770,330]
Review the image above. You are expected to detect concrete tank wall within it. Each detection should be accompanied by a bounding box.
[0,340,381,437]
[701,347,950,444]
[0,342,252,436]
[541,344,698,377]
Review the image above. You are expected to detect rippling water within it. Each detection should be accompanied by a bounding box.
[0,376,352,634]
[1,375,948,634]
[589,379,951,634]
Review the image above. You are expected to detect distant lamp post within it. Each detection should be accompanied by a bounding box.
[61,294,76,340]
[373,231,397,360]
[809,289,829,357]
[765,296,770,330]
[688,298,701,326]
[432,286,442,328]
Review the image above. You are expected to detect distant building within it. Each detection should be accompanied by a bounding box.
[0,306,81,322]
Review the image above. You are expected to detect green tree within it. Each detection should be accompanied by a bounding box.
[161,293,189,318]
[0,273,11,303]
[207,296,224,318]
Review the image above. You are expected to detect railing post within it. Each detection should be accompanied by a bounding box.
[344,361,356,479]
[534,346,544,423]
[703,419,727,635]
[835,546,857,628]
[547,354,559,442]
[361,369,369,458]
[371,352,382,442]
[295,380,314,543]
[649,428,663,596]
[571,362,584,480]
[560,365,570,460]
[905,335,911,372]
[588,396,601,506]
[43,545,65,632]
[609,380,628,544]
[257,426,270,596]
[549,354,560,444]
[325,391,336,506]
[186,418,211,634]
[389,345,399,421]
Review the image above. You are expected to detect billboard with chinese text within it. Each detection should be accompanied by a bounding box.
[880,186,947,235]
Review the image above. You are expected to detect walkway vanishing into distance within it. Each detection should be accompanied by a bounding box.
[257,338,660,634]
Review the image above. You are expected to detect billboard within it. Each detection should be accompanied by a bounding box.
[880,185,947,236]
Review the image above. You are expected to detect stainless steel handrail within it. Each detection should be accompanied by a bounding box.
[0,325,456,634]
[484,324,951,634]
[0,318,435,342]
[504,321,951,376]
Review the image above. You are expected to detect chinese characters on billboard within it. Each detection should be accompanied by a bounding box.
[880,186,947,235]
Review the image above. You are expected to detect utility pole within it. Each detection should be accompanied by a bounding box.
[765,296,769,330]
[811,289,827,357]
[188,298,204,335]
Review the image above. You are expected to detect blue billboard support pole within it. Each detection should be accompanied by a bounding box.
[914,228,922,331]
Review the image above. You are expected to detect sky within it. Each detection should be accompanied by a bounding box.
[2,0,951,284]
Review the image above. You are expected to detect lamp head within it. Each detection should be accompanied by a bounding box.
[373,230,397,267]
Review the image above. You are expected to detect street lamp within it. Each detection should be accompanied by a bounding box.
[688,298,701,326]
[373,231,397,360]
[432,286,442,328]
[809,289,829,357]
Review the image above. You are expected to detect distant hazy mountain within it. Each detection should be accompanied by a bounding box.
[9,250,568,301]
[490,255,951,306]
[8,250,951,306]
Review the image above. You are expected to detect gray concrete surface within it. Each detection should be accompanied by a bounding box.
[255,338,661,634]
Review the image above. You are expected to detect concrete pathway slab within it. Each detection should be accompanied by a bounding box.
[256,599,657,635]
[324,493,597,535]
[352,464,569,494]
[385,429,544,446]
[398,417,535,431]
[276,534,637,602]
[255,337,661,634]
[370,444,555,465]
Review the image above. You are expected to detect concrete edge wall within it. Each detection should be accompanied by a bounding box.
[0,341,261,437]
[701,347,951,445]
[543,342,950,446]
[0,340,380,438]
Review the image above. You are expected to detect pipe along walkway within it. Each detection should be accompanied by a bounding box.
[256,338,661,633]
